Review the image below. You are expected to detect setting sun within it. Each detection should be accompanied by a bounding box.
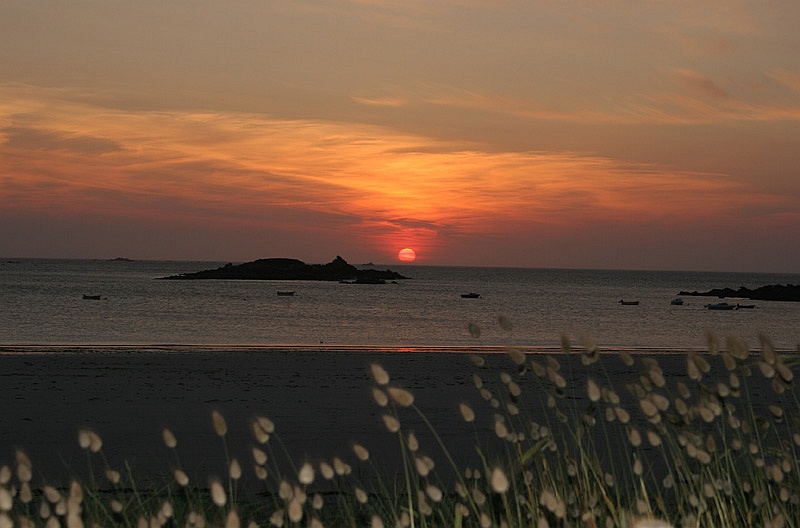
[398,248,416,262]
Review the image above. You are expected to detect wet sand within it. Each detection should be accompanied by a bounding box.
[0,345,788,490]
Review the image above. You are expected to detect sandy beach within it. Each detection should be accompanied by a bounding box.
[0,347,491,486]
[0,345,789,491]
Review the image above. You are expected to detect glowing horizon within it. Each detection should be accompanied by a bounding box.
[2,2,800,272]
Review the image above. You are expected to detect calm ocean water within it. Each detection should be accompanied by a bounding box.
[1,258,799,350]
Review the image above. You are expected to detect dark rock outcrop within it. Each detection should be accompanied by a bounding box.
[160,256,408,282]
[678,284,800,302]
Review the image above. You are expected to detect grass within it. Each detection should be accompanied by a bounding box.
[0,328,798,527]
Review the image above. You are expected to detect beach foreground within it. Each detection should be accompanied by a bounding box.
[0,342,797,526]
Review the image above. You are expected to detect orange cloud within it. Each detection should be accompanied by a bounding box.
[2,83,797,263]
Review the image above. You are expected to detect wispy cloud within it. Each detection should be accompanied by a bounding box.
[351,95,407,107]
[673,69,734,101]
[770,69,800,93]
[3,84,794,257]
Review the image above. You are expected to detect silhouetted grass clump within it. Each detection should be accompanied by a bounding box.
[0,327,798,527]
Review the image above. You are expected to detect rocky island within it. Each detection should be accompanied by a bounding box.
[160,256,408,283]
[678,284,800,302]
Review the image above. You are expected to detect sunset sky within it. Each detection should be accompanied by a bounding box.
[2,2,799,272]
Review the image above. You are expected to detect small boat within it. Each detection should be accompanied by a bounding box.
[461,293,481,299]
[705,302,737,310]
[82,294,102,300]
[736,303,756,309]
[619,300,640,306]
[670,298,684,305]
[276,291,295,296]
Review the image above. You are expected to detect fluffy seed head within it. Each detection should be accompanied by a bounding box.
[776,362,794,383]
[288,497,303,522]
[252,421,270,444]
[633,456,643,476]
[426,484,443,502]
[414,456,430,477]
[587,378,601,402]
[162,428,177,448]
[760,334,777,365]
[407,432,419,452]
[507,347,524,365]
[174,469,189,486]
[722,351,737,371]
[692,352,711,373]
[620,351,635,366]
[459,403,475,422]
[78,429,102,452]
[353,444,369,461]
[647,430,662,447]
[255,415,275,433]
[269,508,285,527]
[333,457,348,475]
[687,356,701,381]
[615,407,631,424]
[469,354,485,367]
[355,487,368,504]
[19,482,32,504]
[0,488,11,512]
[468,322,481,338]
[69,479,83,503]
[278,480,293,500]
[531,360,546,377]
[370,364,390,385]
[319,462,334,480]
[105,469,121,485]
[640,398,658,418]
[15,450,32,483]
[371,387,388,407]
[490,467,510,493]
[387,386,414,407]
[211,411,228,436]
[629,428,642,447]
[758,361,776,379]
[225,509,240,528]
[298,462,315,485]
[546,367,566,389]
[252,447,268,466]
[43,485,61,504]
[229,458,242,480]
[382,414,401,433]
[311,493,324,510]
[210,479,226,507]
[494,416,508,438]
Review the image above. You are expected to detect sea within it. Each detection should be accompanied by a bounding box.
[2,258,799,352]
[1,258,799,485]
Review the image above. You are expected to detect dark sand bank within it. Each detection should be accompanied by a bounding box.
[0,345,792,491]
